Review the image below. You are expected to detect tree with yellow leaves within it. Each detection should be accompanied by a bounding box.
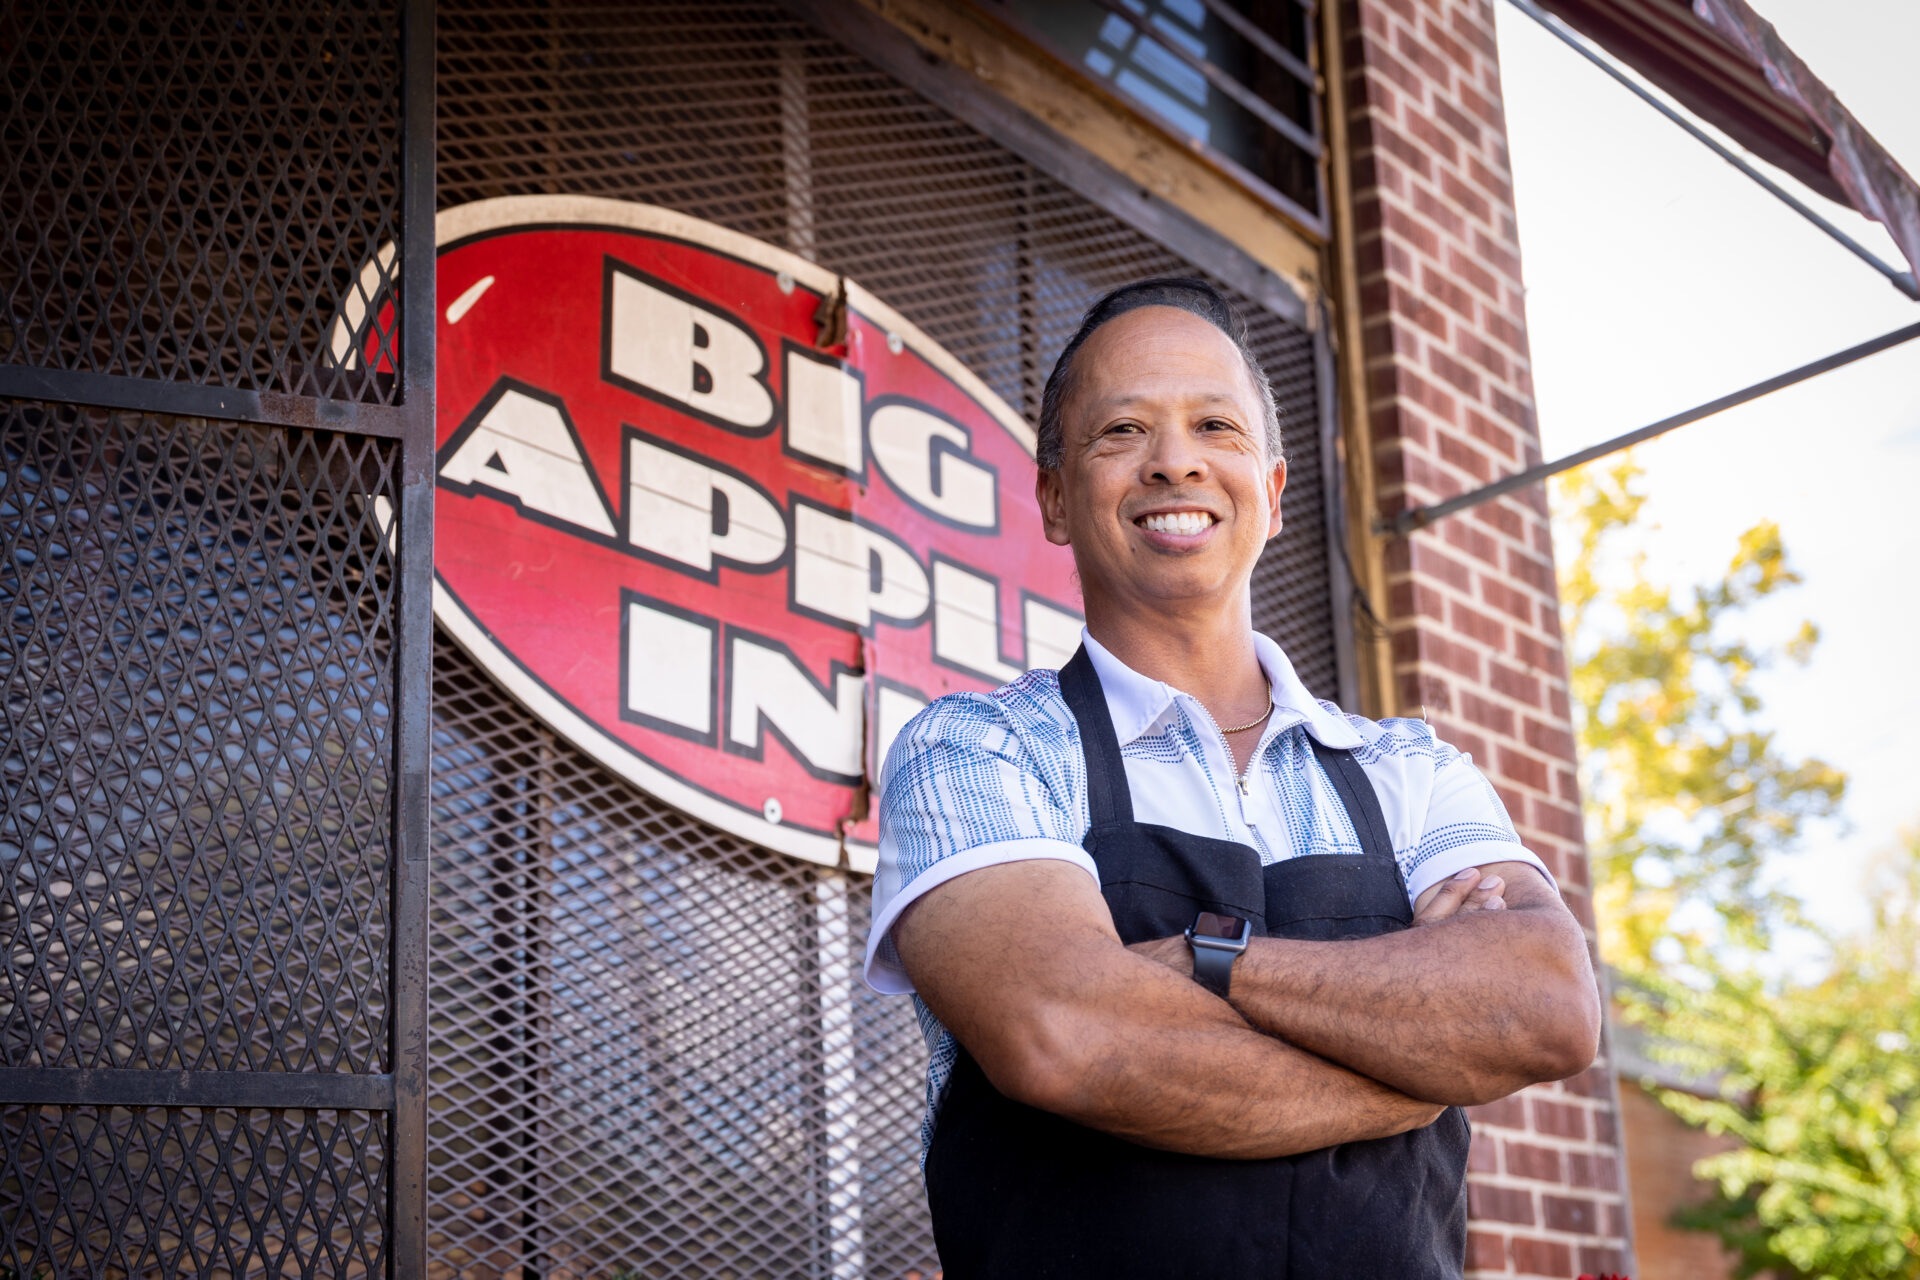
[1557,455,1843,966]
[1558,456,1920,1278]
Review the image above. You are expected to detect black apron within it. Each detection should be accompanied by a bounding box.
[924,647,1468,1279]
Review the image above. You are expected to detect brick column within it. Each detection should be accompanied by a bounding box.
[1335,0,1634,1275]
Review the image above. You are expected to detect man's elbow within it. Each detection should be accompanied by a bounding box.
[971,1003,1107,1117]
[1537,979,1604,1080]
[1444,979,1602,1107]
[1501,977,1603,1095]
[1514,910,1604,1083]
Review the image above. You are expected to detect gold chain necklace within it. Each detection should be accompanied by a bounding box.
[1218,686,1275,734]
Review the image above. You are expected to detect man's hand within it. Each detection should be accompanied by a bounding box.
[893,858,1446,1159]
[1413,866,1508,923]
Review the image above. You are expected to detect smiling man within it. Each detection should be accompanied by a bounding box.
[865,279,1601,1279]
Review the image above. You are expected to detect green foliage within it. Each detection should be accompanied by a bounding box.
[1557,457,1920,1275]
[1622,835,1920,1278]
[1555,456,1844,966]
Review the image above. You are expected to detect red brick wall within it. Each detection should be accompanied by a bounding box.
[1619,1081,1740,1280]
[1336,0,1635,1275]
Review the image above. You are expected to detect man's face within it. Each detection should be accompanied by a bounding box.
[1036,306,1285,621]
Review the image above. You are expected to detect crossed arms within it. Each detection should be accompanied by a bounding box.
[892,858,1601,1160]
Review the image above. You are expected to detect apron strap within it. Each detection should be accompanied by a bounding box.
[1059,646,1134,826]
[1309,739,1395,864]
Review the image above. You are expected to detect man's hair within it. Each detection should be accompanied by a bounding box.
[1034,277,1283,470]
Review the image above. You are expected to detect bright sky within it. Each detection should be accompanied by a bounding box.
[1494,0,1920,939]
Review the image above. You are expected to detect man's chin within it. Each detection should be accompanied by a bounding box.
[1096,565,1250,613]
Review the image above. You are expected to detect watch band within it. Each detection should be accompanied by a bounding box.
[1184,913,1251,1000]
[1190,940,1237,999]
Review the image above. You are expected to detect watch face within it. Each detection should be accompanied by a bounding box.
[1193,911,1246,940]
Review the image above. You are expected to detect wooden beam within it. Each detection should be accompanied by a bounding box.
[798,0,1325,321]
[1318,0,1397,717]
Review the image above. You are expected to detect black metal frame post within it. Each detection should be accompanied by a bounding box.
[392,0,437,1274]
[1315,317,1363,712]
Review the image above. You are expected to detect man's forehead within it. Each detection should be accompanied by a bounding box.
[1082,303,1232,351]
[1073,310,1255,403]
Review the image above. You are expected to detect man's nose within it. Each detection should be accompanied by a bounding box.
[1143,424,1207,483]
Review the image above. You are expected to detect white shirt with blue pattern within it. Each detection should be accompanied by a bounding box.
[865,629,1554,1158]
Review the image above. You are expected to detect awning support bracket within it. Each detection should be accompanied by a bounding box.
[1504,0,1920,302]
[1377,318,1920,537]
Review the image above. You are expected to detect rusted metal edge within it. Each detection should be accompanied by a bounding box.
[1691,0,1920,295]
[0,364,411,437]
[1530,0,1833,199]
[0,1068,396,1110]
[1506,0,1919,300]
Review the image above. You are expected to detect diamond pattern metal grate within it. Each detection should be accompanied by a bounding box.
[0,0,405,402]
[0,400,398,1077]
[428,4,1339,1277]
[430,645,934,1279]
[0,1104,388,1278]
[2,0,424,1272]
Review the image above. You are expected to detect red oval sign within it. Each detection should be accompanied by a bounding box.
[414,198,1080,866]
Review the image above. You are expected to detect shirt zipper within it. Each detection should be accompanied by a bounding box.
[1186,698,1260,797]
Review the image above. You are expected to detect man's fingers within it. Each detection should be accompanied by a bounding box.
[1466,876,1504,909]
[1413,867,1483,923]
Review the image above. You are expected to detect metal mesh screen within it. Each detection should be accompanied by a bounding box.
[2,0,425,1273]
[429,643,932,1279]
[429,4,1338,1277]
[0,400,400,1271]
[0,0,405,402]
[0,401,398,1076]
[1,1104,387,1277]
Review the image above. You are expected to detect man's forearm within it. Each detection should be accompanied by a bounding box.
[1028,952,1444,1158]
[896,859,1444,1160]
[1222,882,1600,1105]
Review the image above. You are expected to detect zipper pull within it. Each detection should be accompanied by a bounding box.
[1237,774,1251,797]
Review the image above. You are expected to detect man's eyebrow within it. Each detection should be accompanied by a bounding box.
[1087,393,1245,412]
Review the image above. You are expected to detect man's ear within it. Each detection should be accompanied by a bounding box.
[1265,457,1287,540]
[1036,465,1072,547]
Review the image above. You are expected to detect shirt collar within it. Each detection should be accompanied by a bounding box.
[1078,628,1363,751]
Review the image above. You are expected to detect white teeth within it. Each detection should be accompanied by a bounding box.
[1141,511,1213,536]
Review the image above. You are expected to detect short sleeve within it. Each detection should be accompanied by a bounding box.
[1401,725,1556,906]
[864,680,1095,994]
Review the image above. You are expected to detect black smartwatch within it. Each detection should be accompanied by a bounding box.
[1184,911,1251,999]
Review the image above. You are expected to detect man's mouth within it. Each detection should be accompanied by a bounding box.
[1136,510,1217,536]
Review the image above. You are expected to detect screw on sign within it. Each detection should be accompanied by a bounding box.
[332,196,1082,870]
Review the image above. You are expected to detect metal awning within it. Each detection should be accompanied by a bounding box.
[1382,0,1920,537]
[1532,0,1920,292]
